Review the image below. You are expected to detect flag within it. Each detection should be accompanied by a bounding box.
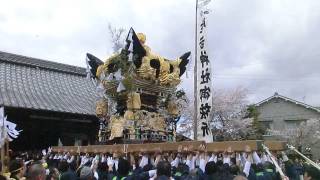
[196,0,213,142]
[86,53,104,81]
[58,138,63,146]
[125,28,146,68]
[5,120,20,140]
[48,147,52,154]
[0,107,22,146]
[198,0,211,8]
[42,149,47,156]
[114,69,123,80]
[117,82,126,92]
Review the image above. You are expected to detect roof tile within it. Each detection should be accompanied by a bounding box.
[0,51,97,115]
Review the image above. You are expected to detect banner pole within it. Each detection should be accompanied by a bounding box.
[1,107,5,173]
[193,0,199,140]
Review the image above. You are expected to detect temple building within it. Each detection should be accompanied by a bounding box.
[0,51,99,150]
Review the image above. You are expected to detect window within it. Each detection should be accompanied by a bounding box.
[285,120,304,129]
[261,122,273,129]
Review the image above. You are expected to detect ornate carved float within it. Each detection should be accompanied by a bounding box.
[87,28,190,143]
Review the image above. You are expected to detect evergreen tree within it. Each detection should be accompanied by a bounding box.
[246,105,264,139]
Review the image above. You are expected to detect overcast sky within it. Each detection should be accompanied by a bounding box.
[1,0,320,106]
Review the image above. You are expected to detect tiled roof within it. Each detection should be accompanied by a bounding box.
[0,51,98,115]
[255,92,320,113]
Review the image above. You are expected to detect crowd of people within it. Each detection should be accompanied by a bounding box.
[1,147,319,180]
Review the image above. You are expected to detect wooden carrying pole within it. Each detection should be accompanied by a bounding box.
[0,107,9,173]
[1,139,9,173]
[51,140,286,154]
[262,144,285,177]
[288,144,320,171]
[0,152,3,173]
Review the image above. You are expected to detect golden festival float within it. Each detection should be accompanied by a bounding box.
[87,28,191,144]
[52,28,286,153]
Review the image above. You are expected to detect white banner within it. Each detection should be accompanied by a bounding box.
[0,107,22,146]
[196,2,213,142]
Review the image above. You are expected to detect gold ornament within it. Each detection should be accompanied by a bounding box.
[109,116,125,140]
[124,110,134,120]
[101,53,120,75]
[126,92,141,110]
[137,56,157,80]
[159,58,182,86]
[96,99,108,118]
[133,110,149,127]
[137,33,146,44]
[96,65,105,80]
[149,115,166,131]
[134,33,184,87]
[137,32,155,57]
[167,101,179,116]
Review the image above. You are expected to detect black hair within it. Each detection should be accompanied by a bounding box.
[205,161,216,175]
[142,163,154,172]
[263,161,275,170]
[28,164,46,180]
[304,165,320,180]
[0,175,7,180]
[9,159,24,177]
[255,163,264,173]
[222,163,230,172]
[47,167,57,180]
[156,160,171,177]
[251,163,257,172]
[176,163,189,176]
[230,164,239,175]
[69,161,77,171]
[117,158,131,176]
[58,160,69,173]
[97,161,108,172]
[216,160,223,167]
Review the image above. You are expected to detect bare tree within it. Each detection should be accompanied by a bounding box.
[107,23,126,52]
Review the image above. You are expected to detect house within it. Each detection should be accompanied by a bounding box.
[255,92,320,159]
[0,51,99,150]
